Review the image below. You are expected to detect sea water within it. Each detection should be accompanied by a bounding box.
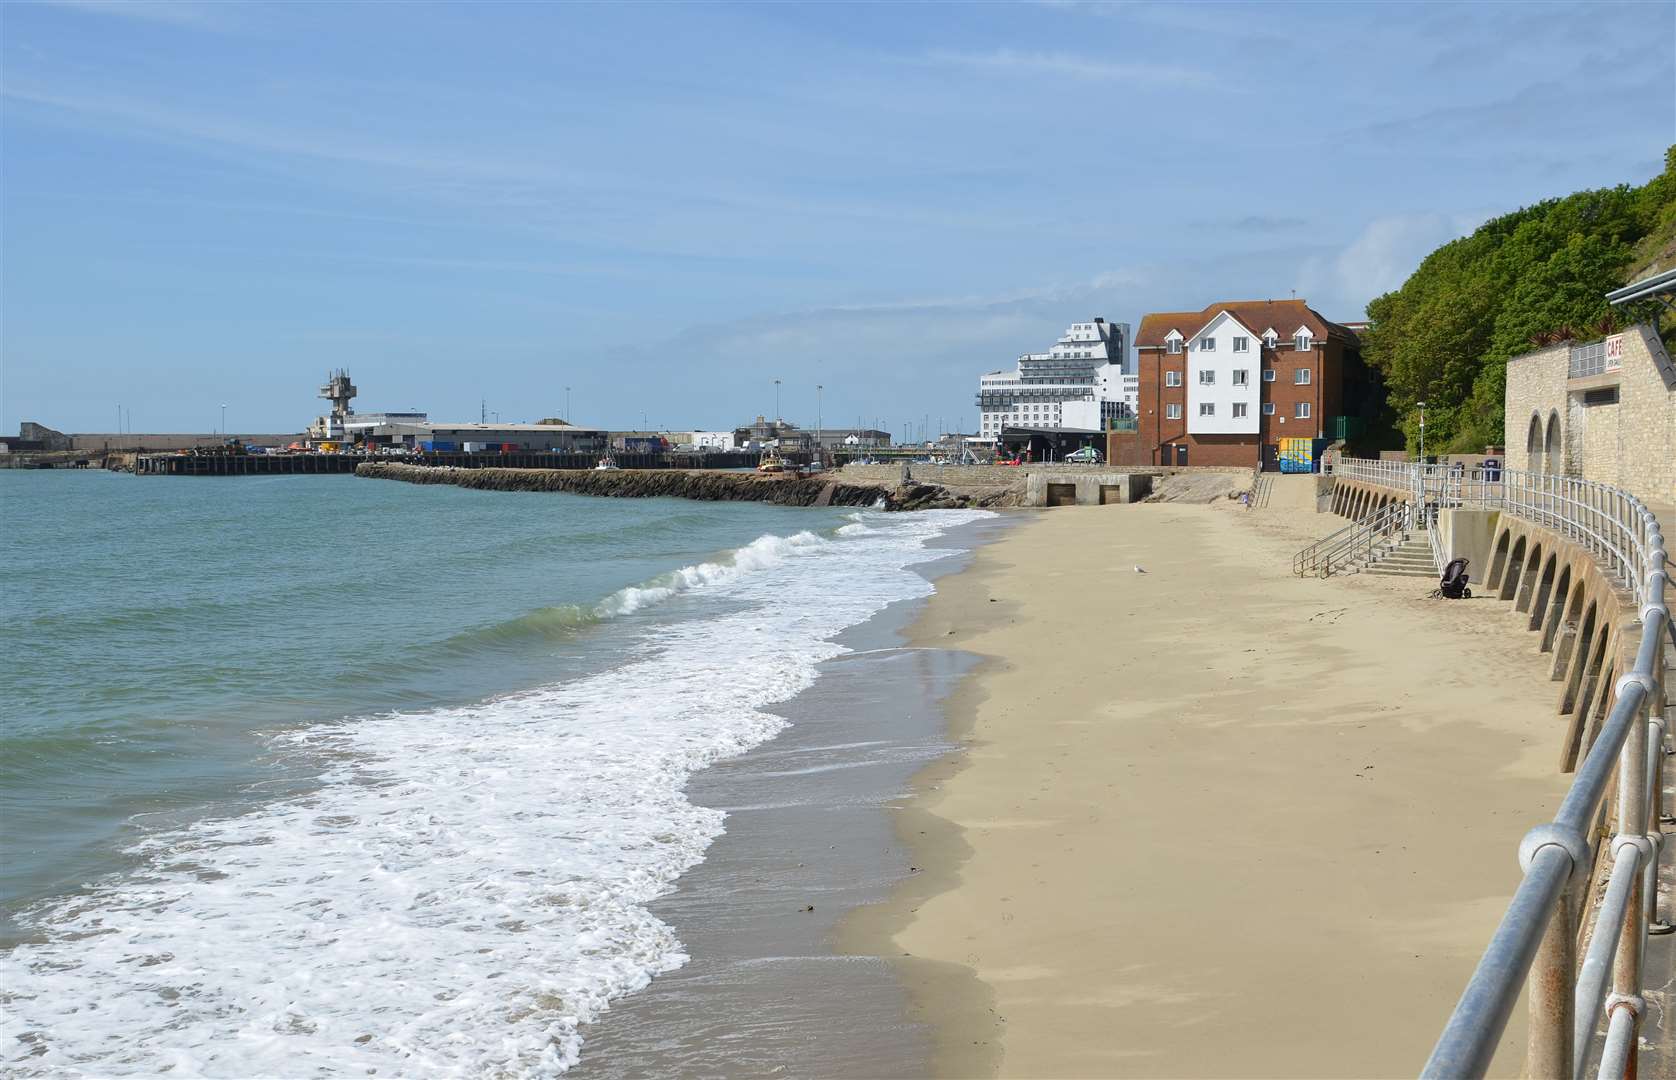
[0,471,988,1076]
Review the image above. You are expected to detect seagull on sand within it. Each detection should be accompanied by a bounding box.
[1133,566,1147,574]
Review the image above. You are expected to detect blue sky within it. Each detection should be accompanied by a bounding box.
[2,0,1671,436]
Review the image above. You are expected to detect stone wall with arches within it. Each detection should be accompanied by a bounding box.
[1504,325,1676,502]
[1480,514,1640,772]
[1327,475,1415,520]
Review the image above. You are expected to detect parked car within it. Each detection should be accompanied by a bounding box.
[1065,447,1104,465]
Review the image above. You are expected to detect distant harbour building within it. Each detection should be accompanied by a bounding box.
[362,422,607,453]
[687,431,737,452]
[732,417,891,451]
[344,411,429,436]
[975,319,1134,439]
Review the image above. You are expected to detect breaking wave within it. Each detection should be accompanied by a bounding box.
[1,509,989,1077]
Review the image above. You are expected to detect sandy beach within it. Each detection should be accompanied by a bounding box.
[845,485,1572,1078]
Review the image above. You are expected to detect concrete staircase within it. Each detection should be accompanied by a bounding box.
[1363,532,1438,578]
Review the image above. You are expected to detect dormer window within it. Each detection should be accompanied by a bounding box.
[1166,335,1182,354]
[1263,330,1278,349]
[1294,329,1312,352]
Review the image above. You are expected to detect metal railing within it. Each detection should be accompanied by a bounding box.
[1293,500,1410,577]
[1334,462,1658,605]
[1331,461,1673,1078]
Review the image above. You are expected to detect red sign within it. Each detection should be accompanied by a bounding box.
[1605,334,1624,369]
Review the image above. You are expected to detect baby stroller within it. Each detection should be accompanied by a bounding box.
[1432,557,1471,599]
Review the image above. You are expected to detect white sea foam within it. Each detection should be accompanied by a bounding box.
[0,509,990,1078]
[595,530,824,616]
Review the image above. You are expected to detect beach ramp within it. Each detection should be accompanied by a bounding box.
[1263,473,1323,513]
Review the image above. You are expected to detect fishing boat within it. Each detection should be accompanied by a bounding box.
[593,453,621,471]
[756,448,791,475]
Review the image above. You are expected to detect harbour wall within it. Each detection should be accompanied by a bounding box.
[354,462,1019,510]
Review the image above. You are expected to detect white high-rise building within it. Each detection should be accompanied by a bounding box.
[975,318,1134,437]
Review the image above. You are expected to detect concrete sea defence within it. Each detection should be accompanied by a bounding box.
[354,461,1021,510]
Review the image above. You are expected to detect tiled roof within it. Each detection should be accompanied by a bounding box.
[1135,299,1348,348]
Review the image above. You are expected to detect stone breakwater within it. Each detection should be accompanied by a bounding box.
[354,462,1019,511]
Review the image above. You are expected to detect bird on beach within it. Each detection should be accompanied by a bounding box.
[1133,566,1147,574]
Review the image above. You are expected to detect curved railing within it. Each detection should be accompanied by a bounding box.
[1333,460,1669,1077]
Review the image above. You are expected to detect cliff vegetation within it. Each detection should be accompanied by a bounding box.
[1361,146,1676,454]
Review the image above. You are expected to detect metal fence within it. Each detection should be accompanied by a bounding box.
[1333,459,1670,1077]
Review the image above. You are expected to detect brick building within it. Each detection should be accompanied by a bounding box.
[1111,299,1363,468]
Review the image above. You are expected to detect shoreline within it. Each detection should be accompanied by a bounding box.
[848,497,1572,1077]
[572,512,1017,1078]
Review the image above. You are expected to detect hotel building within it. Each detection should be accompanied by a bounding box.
[975,319,1135,438]
[1114,299,1363,468]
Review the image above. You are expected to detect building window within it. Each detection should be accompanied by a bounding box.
[1200,337,1217,352]
[1199,403,1215,417]
[1167,338,1182,354]
[1295,401,1311,419]
[1198,370,1215,385]
[1264,331,1278,349]
[1295,331,1311,352]
[1166,403,1182,420]
[1233,337,1249,353]
[1232,369,1249,387]
[1294,368,1312,385]
[1262,402,1276,415]
[1232,402,1248,418]
[1263,368,1276,382]
[1165,370,1182,387]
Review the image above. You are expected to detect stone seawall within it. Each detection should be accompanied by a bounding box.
[355,462,1019,510]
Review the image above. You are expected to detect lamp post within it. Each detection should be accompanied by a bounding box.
[816,383,823,462]
[1417,400,1427,462]
[566,386,572,422]
[220,403,227,436]
[774,379,781,423]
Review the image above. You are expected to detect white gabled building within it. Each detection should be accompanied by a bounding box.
[1182,310,1261,435]
[975,318,1134,437]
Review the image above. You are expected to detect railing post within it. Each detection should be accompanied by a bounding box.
[1528,879,1577,1079]
[1608,664,1652,1076]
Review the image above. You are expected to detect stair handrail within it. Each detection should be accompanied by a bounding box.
[1293,500,1410,577]
[1319,500,1412,578]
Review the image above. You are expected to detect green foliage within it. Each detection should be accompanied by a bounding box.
[1360,146,1676,454]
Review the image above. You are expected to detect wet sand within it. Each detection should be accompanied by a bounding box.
[850,496,1571,1077]
[576,516,1015,1079]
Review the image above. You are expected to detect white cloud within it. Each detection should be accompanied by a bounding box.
[922,48,1219,89]
[1298,212,1488,317]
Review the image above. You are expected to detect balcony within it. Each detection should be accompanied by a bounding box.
[1107,417,1139,433]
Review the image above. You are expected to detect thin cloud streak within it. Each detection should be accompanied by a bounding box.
[37,0,232,29]
[922,48,1220,89]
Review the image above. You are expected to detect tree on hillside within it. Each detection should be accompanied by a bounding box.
[1361,146,1676,455]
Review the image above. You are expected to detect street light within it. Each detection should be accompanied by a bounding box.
[1417,400,1427,462]
[816,383,823,461]
[566,386,572,422]
[220,403,227,435]
[774,379,781,422]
